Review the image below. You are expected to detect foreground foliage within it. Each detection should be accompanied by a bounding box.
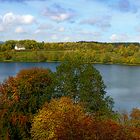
[31,97,93,140]
[31,97,140,140]
[0,68,53,139]
[0,60,140,139]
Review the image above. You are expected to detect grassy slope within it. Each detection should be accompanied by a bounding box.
[0,49,140,65]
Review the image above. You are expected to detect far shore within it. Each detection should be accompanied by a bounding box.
[1,59,140,67]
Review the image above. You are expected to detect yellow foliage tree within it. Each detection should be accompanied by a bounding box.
[31,97,138,140]
[31,97,95,140]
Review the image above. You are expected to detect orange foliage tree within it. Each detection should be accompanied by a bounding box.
[117,108,140,139]
[129,108,140,139]
[0,67,53,139]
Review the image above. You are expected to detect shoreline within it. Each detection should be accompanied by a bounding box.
[0,60,140,67]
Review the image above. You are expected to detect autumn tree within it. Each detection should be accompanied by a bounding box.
[0,67,53,139]
[129,108,140,128]
[31,97,95,140]
[31,97,135,140]
[117,109,140,139]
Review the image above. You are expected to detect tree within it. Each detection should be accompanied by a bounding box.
[130,108,140,128]
[31,97,95,140]
[1,40,17,51]
[31,97,134,140]
[0,67,53,139]
[54,59,114,114]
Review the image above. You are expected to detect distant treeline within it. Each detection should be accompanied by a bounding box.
[0,40,140,64]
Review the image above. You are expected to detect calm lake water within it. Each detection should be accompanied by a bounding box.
[0,62,140,112]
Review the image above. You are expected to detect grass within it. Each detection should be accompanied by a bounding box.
[0,50,140,66]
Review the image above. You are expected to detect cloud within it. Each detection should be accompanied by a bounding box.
[0,12,36,33]
[20,15,35,24]
[3,13,16,24]
[15,26,26,33]
[112,0,138,13]
[118,0,131,12]
[110,34,129,42]
[43,4,75,22]
[89,0,139,13]
[80,15,111,30]
[3,12,35,25]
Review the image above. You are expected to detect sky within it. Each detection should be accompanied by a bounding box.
[0,0,140,42]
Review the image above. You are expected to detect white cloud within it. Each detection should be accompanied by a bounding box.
[110,34,129,42]
[2,12,35,25]
[15,26,26,33]
[51,13,71,22]
[0,12,36,33]
[20,15,35,24]
[3,13,16,24]
[44,4,75,22]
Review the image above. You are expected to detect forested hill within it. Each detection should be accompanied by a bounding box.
[0,40,140,65]
[77,41,140,46]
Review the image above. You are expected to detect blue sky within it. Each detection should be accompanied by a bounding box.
[0,0,140,42]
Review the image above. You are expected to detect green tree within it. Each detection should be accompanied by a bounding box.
[1,40,17,51]
[54,59,114,114]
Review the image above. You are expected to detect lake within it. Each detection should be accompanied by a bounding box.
[0,62,140,112]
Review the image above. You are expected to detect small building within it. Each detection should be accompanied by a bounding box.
[15,45,25,51]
